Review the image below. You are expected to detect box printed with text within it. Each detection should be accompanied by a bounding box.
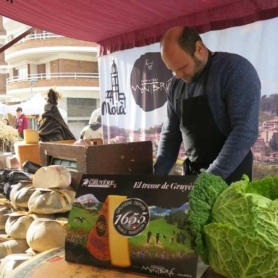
[65,174,198,278]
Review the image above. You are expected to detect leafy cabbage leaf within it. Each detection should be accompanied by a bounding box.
[204,223,278,278]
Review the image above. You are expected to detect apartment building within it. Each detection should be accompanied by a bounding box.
[0,16,100,138]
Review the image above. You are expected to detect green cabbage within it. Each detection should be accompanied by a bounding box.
[188,174,278,278]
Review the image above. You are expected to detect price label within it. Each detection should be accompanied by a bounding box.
[113,198,150,237]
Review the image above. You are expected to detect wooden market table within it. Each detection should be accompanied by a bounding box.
[5,247,225,278]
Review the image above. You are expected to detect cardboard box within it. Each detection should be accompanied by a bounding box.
[39,141,153,191]
[14,142,41,169]
[65,174,199,278]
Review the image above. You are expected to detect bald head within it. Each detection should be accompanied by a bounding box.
[161,26,203,56]
[161,26,183,48]
[160,26,208,83]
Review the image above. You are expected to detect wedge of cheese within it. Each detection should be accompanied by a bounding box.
[86,195,131,267]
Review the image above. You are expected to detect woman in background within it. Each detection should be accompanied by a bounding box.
[2,118,10,126]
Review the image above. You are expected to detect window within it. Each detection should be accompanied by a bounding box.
[67,98,97,117]
[16,66,28,80]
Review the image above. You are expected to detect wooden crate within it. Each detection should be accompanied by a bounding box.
[39,140,153,191]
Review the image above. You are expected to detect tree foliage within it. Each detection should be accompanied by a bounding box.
[260,94,278,115]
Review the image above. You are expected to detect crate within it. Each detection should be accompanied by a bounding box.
[39,140,153,191]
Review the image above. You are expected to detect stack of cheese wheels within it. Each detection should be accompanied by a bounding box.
[1,165,74,254]
[28,165,76,214]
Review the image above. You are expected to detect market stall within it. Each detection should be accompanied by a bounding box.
[1,1,278,278]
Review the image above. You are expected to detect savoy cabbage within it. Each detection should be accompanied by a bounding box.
[188,173,278,278]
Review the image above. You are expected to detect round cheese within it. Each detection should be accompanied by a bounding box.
[0,239,29,259]
[10,183,35,209]
[28,187,76,214]
[0,206,13,230]
[26,218,66,252]
[5,214,34,239]
[33,165,71,189]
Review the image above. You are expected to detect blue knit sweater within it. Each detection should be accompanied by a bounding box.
[154,52,261,179]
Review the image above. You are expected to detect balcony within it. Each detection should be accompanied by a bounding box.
[5,32,97,64]
[6,72,100,100]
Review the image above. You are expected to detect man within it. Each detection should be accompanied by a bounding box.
[154,26,261,184]
[15,107,28,138]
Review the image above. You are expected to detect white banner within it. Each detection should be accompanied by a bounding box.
[99,43,172,153]
[99,17,278,160]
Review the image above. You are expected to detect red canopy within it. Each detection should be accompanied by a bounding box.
[1,0,278,55]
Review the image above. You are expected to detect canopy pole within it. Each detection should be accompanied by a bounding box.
[0,27,36,53]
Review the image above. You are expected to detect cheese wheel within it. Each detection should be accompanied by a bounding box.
[0,239,29,259]
[28,187,76,214]
[26,218,66,252]
[0,206,13,230]
[33,165,71,189]
[5,214,34,239]
[10,183,34,209]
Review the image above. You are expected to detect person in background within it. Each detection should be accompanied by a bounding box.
[2,118,12,151]
[89,107,101,125]
[80,115,102,139]
[2,118,10,125]
[15,107,28,139]
[39,88,76,142]
[154,26,261,184]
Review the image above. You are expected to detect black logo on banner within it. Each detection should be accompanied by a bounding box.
[102,60,126,116]
[130,52,173,112]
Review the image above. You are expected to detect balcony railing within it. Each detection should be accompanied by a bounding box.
[6,72,99,84]
[21,32,63,42]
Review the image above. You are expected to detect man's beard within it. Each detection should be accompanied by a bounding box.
[189,55,203,83]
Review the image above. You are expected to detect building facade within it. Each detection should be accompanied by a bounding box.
[0,16,100,138]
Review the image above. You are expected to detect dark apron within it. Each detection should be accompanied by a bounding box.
[176,53,253,184]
